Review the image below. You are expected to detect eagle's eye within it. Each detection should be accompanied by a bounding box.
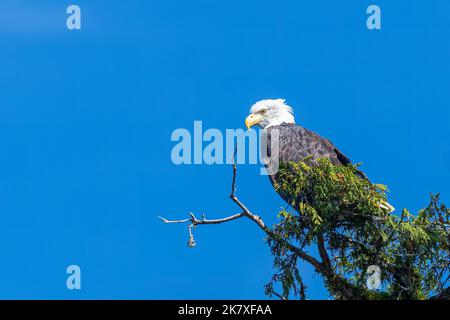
[260,109,267,115]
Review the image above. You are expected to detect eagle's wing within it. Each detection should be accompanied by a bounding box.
[267,125,348,165]
[322,137,351,165]
[321,136,368,180]
[266,124,368,179]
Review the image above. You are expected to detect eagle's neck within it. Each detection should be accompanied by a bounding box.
[264,104,295,128]
[265,117,295,128]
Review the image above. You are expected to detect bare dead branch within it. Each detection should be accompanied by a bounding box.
[229,145,267,230]
[158,212,245,226]
[159,144,325,278]
[159,144,266,231]
[158,217,190,224]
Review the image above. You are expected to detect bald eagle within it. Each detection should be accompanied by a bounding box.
[245,99,394,212]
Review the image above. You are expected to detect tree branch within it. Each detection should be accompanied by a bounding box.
[159,145,328,287]
[430,286,450,300]
[159,212,245,226]
[159,146,268,231]
[228,148,267,231]
[318,235,332,271]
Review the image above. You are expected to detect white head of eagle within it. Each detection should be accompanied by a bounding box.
[245,99,295,129]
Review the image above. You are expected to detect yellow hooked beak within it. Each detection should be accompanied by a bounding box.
[245,113,263,130]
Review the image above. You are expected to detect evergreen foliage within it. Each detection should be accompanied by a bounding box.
[265,159,450,300]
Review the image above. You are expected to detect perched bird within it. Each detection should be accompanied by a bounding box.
[245,98,394,212]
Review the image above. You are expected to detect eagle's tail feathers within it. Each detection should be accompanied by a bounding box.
[377,201,395,213]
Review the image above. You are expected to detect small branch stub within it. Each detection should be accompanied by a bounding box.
[187,225,196,248]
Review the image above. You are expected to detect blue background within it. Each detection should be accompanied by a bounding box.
[0,0,449,299]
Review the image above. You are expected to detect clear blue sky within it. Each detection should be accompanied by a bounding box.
[0,0,449,299]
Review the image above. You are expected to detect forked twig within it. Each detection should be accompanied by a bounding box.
[159,145,267,245]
